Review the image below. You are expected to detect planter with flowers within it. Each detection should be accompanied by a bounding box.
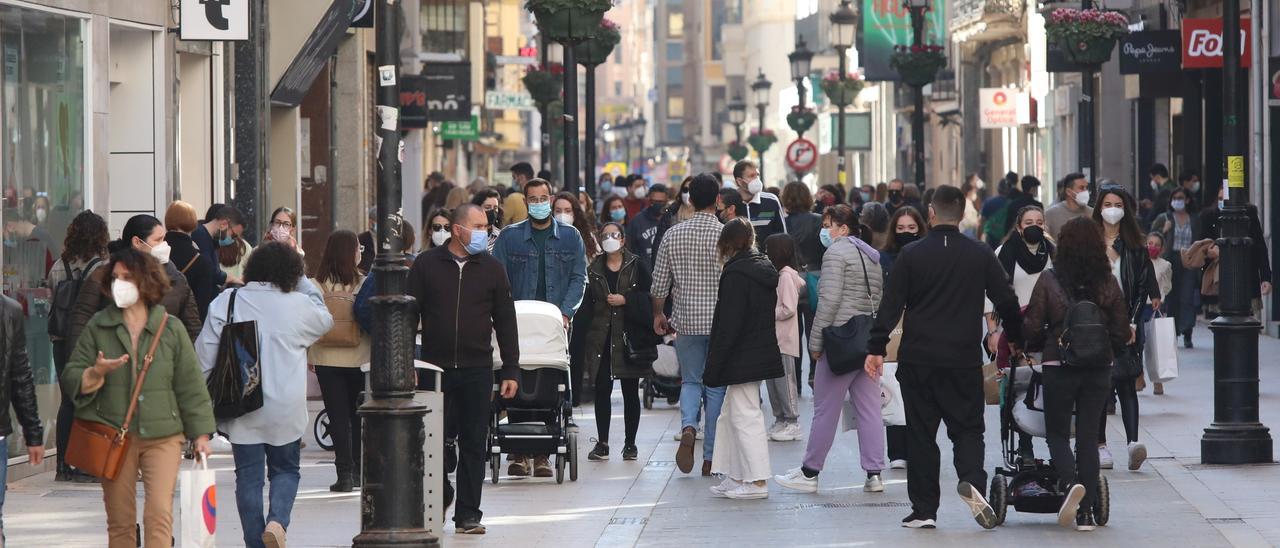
[522,63,565,105]
[1045,8,1129,66]
[728,141,750,162]
[574,18,621,66]
[890,45,947,87]
[820,71,865,107]
[786,107,817,134]
[527,0,613,43]
[747,128,778,154]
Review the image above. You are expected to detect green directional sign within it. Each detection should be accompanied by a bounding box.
[439,116,479,141]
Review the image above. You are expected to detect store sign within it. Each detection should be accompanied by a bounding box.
[1118,31,1181,74]
[979,88,1028,128]
[270,0,358,106]
[350,0,374,27]
[1181,18,1251,69]
[785,139,818,173]
[485,90,536,111]
[439,116,479,141]
[399,75,429,129]
[424,62,472,122]
[861,0,946,81]
[180,0,249,41]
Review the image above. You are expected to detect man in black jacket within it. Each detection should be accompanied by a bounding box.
[1,294,46,525]
[407,204,519,535]
[625,183,669,264]
[864,185,1022,531]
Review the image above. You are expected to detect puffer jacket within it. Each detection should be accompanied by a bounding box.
[68,261,203,347]
[810,236,883,354]
[704,250,783,388]
[0,295,44,444]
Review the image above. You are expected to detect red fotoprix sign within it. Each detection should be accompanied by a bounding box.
[1181,18,1251,69]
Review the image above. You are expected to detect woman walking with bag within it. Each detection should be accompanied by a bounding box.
[308,230,371,492]
[61,247,215,548]
[1022,217,1133,531]
[583,223,656,461]
[704,218,783,500]
[763,234,805,441]
[774,204,887,494]
[1148,187,1201,349]
[197,242,333,548]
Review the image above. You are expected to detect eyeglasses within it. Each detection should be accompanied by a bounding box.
[601,232,623,240]
[430,223,449,232]
[271,220,294,228]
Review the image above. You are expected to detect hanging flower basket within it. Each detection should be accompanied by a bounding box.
[1045,8,1129,66]
[527,0,613,43]
[890,45,948,87]
[728,141,750,161]
[575,18,621,67]
[786,107,817,133]
[820,71,865,107]
[522,64,565,105]
[747,129,777,154]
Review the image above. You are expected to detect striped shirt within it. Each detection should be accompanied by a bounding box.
[651,212,723,336]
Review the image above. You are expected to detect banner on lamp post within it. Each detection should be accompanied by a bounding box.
[860,0,946,81]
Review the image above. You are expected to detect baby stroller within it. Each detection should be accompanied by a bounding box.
[642,339,681,409]
[488,300,579,484]
[988,356,1110,526]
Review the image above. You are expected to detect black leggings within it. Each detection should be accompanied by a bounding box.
[53,341,75,468]
[1099,376,1139,443]
[593,345,640,446]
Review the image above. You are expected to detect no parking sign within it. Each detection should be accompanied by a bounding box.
[785,139,818,173]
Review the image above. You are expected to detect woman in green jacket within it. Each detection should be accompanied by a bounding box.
[62,247,215,548]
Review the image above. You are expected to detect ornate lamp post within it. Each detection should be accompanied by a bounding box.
[906,0,929,189]
[829,0,857,186]
[630,115,646,174]
[728,96,748,162]
[750,69,772,179]
[788,37,815,140]
[576,19,621,196]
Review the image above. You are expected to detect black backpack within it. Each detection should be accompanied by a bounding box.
[48,258,101,340]
[1053,270,1111,368]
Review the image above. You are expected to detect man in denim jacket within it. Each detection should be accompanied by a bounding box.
[492,177,587,477]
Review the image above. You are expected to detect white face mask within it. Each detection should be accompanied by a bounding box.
[746,177,763,196]
[148,241,172,264]
[270,225,291,241]
[1101,206,1126,225]
[975,178,985,190]
[35,208,47,223]
[1074,189,1091,207]
[431,229,450,247]
[633,186,647,199]
[554,213,574,226]
[1170,199,1186,212]
[681,191,690,205]
[601,238,622,253]
[112,279,140,309]
[612,186,628,198]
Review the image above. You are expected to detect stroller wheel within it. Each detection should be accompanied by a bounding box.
[1094,475,1110,526]
[568,429,579,482]
[555,454,566,484]
[989,475,1008,526]
[490,454,500,484]
[313,410,334,451]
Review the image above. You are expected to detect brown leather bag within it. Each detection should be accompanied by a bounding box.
[66,314,170,480]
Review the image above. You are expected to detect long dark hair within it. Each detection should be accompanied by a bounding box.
[315,230,361,286]
[1054,217,1111,301]
[61,210,109,264]
[884,206,928,252]
[244,241,304,293]
[1091,186,1144,249]
[599,195,626,225]
[765,234,798,272]
[555,192,599,257]
[717,217,756,261]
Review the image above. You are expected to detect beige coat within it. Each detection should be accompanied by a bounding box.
[306,277,371,367]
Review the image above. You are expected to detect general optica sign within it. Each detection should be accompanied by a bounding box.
[861,0,946,81]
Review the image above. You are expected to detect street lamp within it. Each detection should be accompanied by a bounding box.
[631,115,646,174]
[751,69,772,180]
[829,0,857,186]
[906,0,929,189]
[789,37,814,137]
[728,95,747,143]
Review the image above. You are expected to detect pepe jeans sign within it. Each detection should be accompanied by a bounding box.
[1118,31,1181,74]
[1181,18,1251,69]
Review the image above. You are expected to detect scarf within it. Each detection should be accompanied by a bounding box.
[998,230,1052,279]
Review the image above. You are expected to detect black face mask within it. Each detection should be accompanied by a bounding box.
[894,231,919,248]
[486,209,500,228]
[889,190,903,203]
[1022,225,1045,244]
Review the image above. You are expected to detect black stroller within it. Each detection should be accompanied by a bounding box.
[642,340,681,409]
[488,301,579,484]
[988,356,1110,526]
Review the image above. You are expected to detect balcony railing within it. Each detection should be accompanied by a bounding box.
[951,0,1025,33]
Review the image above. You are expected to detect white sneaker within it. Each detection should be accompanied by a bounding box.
[710,477,742,498]
[1098,446,1114,470]
[722,482,769,500]
[773,467,818,493]
[957,481,997,529]
[1127,441,1147,471]
[672,429,705,441]
[1057,484,1085,528]
[890,459,907,470]
[864,475,885,493]
[769,423,804,442]
[766,422,783,435]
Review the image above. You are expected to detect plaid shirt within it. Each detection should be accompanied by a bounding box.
[652,212,723,335]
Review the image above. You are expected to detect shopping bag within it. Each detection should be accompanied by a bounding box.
[841,363,904,431]
[179,458,217,548]
[1144,315,1179,383]
[982,362,1001,405]
[207,289,264,419]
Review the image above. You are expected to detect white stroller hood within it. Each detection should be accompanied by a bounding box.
[492,300,571,370]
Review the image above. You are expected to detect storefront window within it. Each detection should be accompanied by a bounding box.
[1,4,87,461]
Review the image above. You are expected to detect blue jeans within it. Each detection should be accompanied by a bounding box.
[675,335,724,461]
[232,440,301,548]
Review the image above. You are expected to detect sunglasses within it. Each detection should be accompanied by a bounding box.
[431,223,449,232]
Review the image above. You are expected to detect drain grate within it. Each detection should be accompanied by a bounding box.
[1206,517,1246,524]
[645,460,675,468]
[790,501,910,510]
[1184,461,1278,471]
[43,489,102,498]
[609,517,649,525]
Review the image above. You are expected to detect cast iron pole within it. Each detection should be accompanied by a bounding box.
[353,0,436,545]
[1201,0,1272,465]
[540,36,550,174]
[562,47,580,193]
[757,104,767,180]
[1078,0,1096,188]
[584,66,597,196]
[837,50,848,188]
[910,7,926,189]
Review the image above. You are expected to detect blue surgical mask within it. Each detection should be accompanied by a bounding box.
[601,181,614,195]
[610,208,626,222]
[819,228,834,248]
[218,231,234,246]
[528,201,552,220]
[860,191,871,202]
[465,229,488,255]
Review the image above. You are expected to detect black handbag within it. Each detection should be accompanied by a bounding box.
[1110,297,1146,380]
[822,250,876,375]
[206,289,264,419]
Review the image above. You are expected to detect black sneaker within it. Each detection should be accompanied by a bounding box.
[1076,510,1097,531]
[330,475,354,493]
[1183,333,1194,349]
[588,441,609,461]
[901,512,937,529]
[55,463,73,482]
[622,444,638,461]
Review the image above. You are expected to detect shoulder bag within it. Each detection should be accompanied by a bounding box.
[822,249,877,375]
[206,289,264,419]
[66,314,170,480]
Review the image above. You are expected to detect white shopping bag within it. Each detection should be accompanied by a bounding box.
[1144,315,1179,383]
[179,458,217,548]
[841,363,904,431]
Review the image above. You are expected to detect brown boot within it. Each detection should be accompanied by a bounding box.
[702,460,712,477]
[263,521,287,548]
[507,455,530,477]
[533,455,553,477]
[675,426,696,473]
[1153,382,1164,395]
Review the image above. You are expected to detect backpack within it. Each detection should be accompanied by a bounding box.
[983,205,1009,242]
[1052,270,1111,368]
[316,278,362,347]
[48,258,101,340]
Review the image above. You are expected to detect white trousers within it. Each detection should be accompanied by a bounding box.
[710,382,772,482]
